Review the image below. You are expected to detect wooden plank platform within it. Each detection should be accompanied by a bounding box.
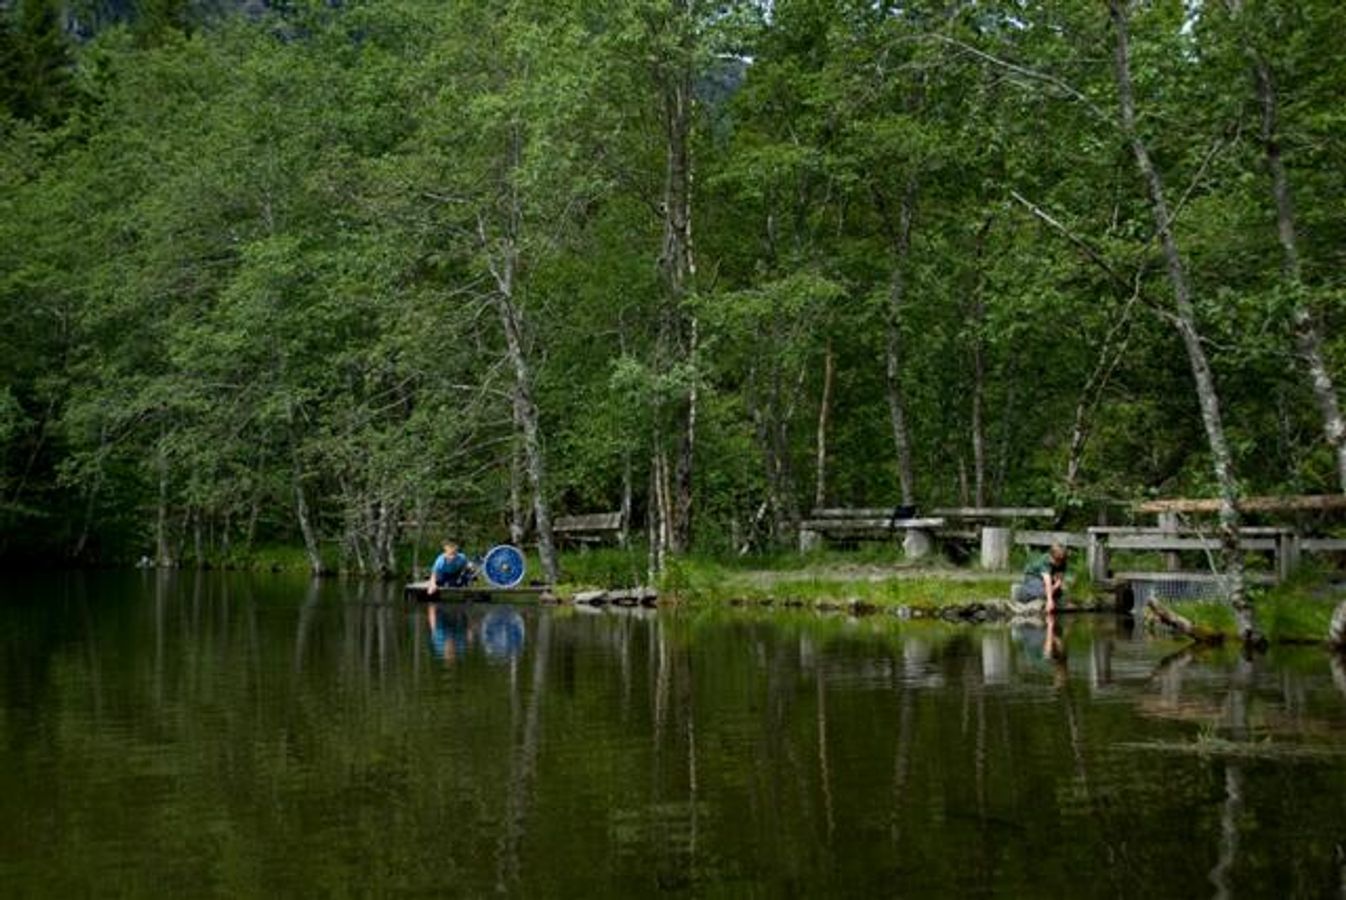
[404,583,551,602]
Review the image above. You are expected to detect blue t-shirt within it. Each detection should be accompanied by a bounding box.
[432,551,471,585]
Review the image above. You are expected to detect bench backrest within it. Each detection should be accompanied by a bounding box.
[553,511,624,533]
[930,507,1056,520]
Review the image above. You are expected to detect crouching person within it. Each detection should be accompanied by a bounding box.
[426,541,476,595]
[1021,543,1068,614]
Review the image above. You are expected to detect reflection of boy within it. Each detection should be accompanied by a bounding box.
[1021,544,1068,613]
[427,605,471,663]
[1011,618,1068,683]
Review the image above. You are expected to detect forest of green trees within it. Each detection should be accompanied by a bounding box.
[2,0,1344,578]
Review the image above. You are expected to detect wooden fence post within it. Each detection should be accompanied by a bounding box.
[1087,530,1108,583]
[980,527,1012,570]
[1278,531,1300,582]
[1158,511,1181,572]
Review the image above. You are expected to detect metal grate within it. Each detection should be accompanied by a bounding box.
[1131,576,1233,606]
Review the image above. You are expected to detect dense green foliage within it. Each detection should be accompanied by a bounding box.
[2,0,1343,569]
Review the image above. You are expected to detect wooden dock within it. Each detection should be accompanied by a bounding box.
[403,583,553,603]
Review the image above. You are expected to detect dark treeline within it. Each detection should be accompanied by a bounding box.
[2,0,1344,575]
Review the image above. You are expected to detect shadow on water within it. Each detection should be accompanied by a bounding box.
[3,574,1346,897]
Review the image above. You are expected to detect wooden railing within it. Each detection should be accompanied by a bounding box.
[1084,526,1298,585]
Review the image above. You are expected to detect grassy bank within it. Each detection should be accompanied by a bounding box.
[1173,571,1346,644]
[555,546,1018,609]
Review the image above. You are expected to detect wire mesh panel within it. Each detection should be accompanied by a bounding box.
[1132,576,1233,606]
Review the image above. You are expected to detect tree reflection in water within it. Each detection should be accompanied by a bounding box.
[5,576,1346,897]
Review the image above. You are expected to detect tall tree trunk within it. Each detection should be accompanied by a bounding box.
[73,422,108,560]
[481,124,558,585]
[1110,0,1253,639]
[155,429,173,568]
[373,497,396,578]
[287,405,324,576]
[292,477,323,576]
[749,386,776,531]
[652,0,698,554]
[619,453,633,549]
[775,361,810,539]
[969,217,993,508]
[1252,59,1346,491]
[174,504,190,569]
[971,336,986,508]
[814,339,834,510]
[508,424,527,547]
[508,435,524,540]
[244,442,264,551]
[673,320,698,553]
[649,449,671,577]
[192,507,204,569]
[993,354,1019,503]
[884,177,919,507]
[497,285,558,585]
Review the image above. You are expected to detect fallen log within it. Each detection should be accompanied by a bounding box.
[1144,599,1224,644]
[1328,599,1346,649]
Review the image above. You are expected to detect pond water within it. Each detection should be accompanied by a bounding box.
[3,572,1345,897]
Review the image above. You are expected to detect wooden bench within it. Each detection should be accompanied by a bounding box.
[930,507,1056,542]
[798,508,946,559]
[924,508,1057,569]
[553,511,625,546]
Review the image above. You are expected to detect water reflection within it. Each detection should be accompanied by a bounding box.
[422,603,528,666]
[426,604,470,663]
[3,575,1346,897]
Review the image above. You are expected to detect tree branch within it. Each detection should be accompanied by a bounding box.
[930,33,1109,122]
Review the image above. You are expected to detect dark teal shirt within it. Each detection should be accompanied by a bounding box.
[1024,552,1066,578]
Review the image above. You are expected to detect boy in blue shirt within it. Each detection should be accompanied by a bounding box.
[428,541,475,594]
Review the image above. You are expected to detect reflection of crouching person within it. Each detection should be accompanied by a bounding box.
[1021,544,1068,614]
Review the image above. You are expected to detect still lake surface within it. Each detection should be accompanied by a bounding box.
[3,571,1346,897]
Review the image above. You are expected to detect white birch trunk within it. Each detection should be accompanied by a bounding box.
[814,340,834,510]
[884,178,919,507]
[1252,59,1346,492]
[1110,0,1253,639]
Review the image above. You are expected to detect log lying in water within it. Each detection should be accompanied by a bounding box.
[1144,599,1224,644]
[1328,599,1346,649]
